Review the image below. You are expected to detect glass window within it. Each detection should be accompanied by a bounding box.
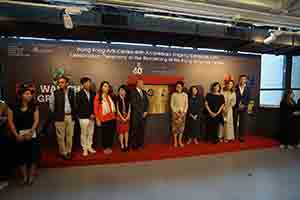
[293,90,300,103]
[259,54,285,107]
[292,56,300,89]
[260,54,285,89]
[259,90,283,108]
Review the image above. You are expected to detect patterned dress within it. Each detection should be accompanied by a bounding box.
[170,92,188,135]
[223,91,236,140]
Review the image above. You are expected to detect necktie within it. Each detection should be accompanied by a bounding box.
[138,89,143,99]
[87,92,90,101]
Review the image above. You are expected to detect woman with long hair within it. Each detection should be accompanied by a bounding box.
[279,90,297,149]
[94,81,116,155]
[170,81,188,147]
[186,86,204,145]
[205,82,225,144]
[7,84,40,185]
[116,85,131,152]
[222,80,236,142]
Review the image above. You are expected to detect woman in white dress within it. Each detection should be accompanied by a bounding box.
[222,80,236,142]
[170,81,188,148]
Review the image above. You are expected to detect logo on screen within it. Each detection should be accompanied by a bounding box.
[132,62,143,75]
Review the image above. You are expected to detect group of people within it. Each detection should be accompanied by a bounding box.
[170,75,250,147]
[48,74,251,159]
[48,76,149,160]
[1,75,299,191]
[0,77,150,187]
[4,73,300,188]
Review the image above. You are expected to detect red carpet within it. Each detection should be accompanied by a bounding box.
[40,135,279,168]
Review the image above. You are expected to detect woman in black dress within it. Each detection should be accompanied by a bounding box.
[186,86,204,145]
[7,84,39,185]
[0,101,9,189]
[205,82,225,144]
[279,90,297,150]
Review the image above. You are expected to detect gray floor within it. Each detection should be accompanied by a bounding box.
[1,148,300,200]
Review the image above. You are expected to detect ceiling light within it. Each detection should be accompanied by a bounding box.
[144,14,232,27]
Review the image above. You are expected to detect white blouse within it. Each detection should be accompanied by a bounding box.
[170,92,188,113]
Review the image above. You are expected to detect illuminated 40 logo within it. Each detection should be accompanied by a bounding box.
[132,66,143,75]
[132,63,143,75]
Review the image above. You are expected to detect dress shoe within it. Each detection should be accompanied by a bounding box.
[60,154,68,160]
[104,149,112,155]
[83,150,88,157]
[88,148,96,154]
[65,153,72,160]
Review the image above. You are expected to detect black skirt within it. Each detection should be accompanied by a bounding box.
[15,138,40,166]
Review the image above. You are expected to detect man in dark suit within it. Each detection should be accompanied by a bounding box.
[130,79,149,150]
[233,75,250,142]
[76,77,96,157]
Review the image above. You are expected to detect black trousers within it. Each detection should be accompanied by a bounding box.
[101,120,116,149]
[130,118,146,148]
[233,109,248,139]
[280,118,298,146]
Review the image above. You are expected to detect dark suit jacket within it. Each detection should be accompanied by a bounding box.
[235,85,250,112]
[130,88,149,126]
[53,88,77,121]
[76,89,96,119]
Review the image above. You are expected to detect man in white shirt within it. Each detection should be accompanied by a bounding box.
[76,77,96,157]
[49,76,76,160]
